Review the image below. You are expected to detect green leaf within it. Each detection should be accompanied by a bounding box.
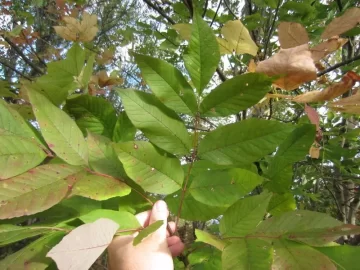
[65,95,117,138]
[0,135,46,179]
[117,89,191,155]
[272,239,336,270]
[133,53,197,115]
[80,54,95,89]
[220,193,272,237]
[222,239,272,270]
[113,112,136,143]
[198,119,293,165]
[133,220,163,246]
[265,124,316,192]
[195,229,226,251]
[28,90,88,165]
[200,73,272,116]
[0,232,65,270]
[79,209,140,232]
[113,141,183,194]
[189,168,263,207]
[188,246,222,270]
[316,245,360,270]
[0,224,51,247]
[0,99,42,144]
[71,174,130,200]
[255,210,342,240]
[8,104,35,120]
[87,132,126,178]
[0,164,83,219]
[166,191,226,221]
[32,43,85,106]
[184,12,220,94]
[267,192,296,216]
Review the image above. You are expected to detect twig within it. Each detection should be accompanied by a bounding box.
[210,0,222,27]
[336,0,343,11]
[317,54,360,76]
[202,0,209,18]
[2,35,44,75]
[142,0,175,25]
[263,0,282,58]
[216,67,227,82]
[29,226,70,232]
[0,59,33,81]
[267,98,273,120]
[224,0,237,18]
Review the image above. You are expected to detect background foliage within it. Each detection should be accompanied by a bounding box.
[0,0,360,269]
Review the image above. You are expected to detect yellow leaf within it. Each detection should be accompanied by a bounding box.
[321,7,360,39]
[173,23,191,40]
[217,20,258,56]
[309,145,320,159]
[248,59,256,73]
[311,37,348,62]
[278,22,309,49]
[256,44,317,91]
[54,12,98,42]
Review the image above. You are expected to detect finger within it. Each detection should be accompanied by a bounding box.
[149,200,169,239]
[167,235,182,247]
[166,221,176,237]
[168,241,185,257]
[135,210,151,227]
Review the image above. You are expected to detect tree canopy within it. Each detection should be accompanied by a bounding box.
[0,0,360,269]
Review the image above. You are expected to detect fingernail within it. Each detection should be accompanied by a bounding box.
[155,200,167,211]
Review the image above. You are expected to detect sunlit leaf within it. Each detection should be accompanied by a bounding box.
[112,111,136,143]
[217,20,258,56]
[117,89,191,155]
[133,53,197,115]
[316,245,360,269]
[28,90,88,165]
[195,229,226,251]
[47,218,119,270]
[198,119,293,165]
[184,12,220,94]
[0,164,82,219]
[113,141,183,194]
[133,220,163,246]
[329,92,360,114]
[220,192,272,237]
[267,192,296,216]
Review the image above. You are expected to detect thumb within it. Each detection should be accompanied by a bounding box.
[149,200,169,239]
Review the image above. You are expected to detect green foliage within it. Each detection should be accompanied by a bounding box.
[133,220,163,246]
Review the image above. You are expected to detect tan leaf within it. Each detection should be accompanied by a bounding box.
[54,12,98,42]
[97,71,123,87]
[96,48,115,65]
[330,92,360,114]
[47,218,119,270]
[217,20,258,56]
[293,71,356,103]
[321,7,360,39]
[248,59,256,73]
[309,144,320,159]
[256,44,317,90]
[278,22,309,49]
[311,37,348,62]
[172,23,191,40]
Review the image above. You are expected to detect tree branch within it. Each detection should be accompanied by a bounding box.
[263,0,282,58]
[317,54,360,77]
[202,0,209,18]
[2,35,44,75]
[142,0,175,25]
[216,67,226,82]
[0,59,33,81]
[210,0,222,27]
[224,0,237,18]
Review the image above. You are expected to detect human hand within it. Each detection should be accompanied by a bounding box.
[107,200,185,270]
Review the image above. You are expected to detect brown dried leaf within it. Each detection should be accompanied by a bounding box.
[278,22,309,49]
[96,48,115,65]
[47,218,119,270]
[293,71,356,103]
[321,7,360,39]
[256,44,317,90]
[248,59,256,73]
[311,37,348,62]
[54,12,98,42]
[330,92,360,114]
[309,144,320,159]
[97,71,123,87]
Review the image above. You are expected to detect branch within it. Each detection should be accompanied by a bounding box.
[142,0,175,25]
[210,0,222,27]
[224,0,237,18]
[216,67,227,82]
[202,0,209,18]
[0,59,33,81]
[317,54,360,76]
[2,35,44,75]
[263,0,282,58]
[336,0,343,11]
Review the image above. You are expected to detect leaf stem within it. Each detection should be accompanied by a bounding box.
[175,112,201,231]
[29,226,70,232]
